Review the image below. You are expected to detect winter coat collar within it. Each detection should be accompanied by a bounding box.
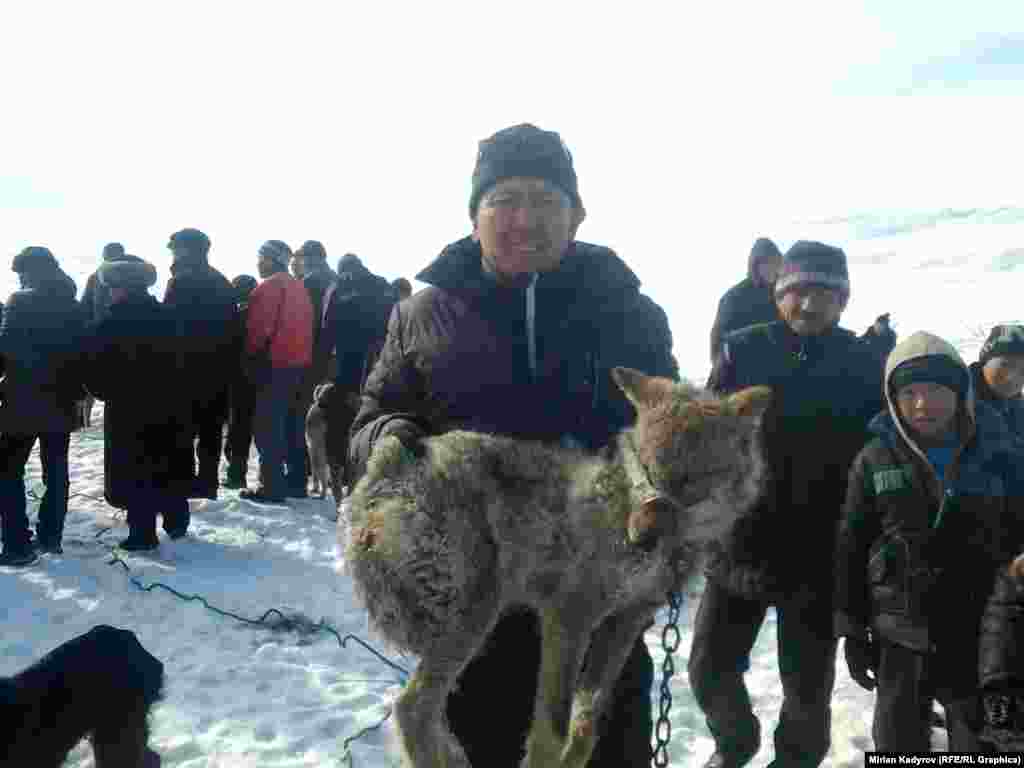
[415,236,641,307]
[868,399,1012,475]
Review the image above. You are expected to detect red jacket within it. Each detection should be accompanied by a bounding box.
[246,272,314,368]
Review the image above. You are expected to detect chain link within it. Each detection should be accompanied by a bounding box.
[653,590,681,767]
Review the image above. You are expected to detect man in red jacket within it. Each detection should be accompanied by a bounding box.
[240,240,314,503]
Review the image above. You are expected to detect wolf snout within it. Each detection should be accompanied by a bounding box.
[627,496,679,552]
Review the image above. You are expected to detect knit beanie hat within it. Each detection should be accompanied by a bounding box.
[167,228,211,256]
[102,242,126,262]
[979,324,1024,365]
[469,123,581,219]
[232,274,258,301]
[259,240,292,269]
[774,241,850,299]
[97,257,157,291]
[890,355,969,399]
[297,240,327,265]
[12,246,58,275]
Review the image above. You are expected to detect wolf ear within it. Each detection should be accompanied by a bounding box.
[611,367,676,411]
[727,386,773,425]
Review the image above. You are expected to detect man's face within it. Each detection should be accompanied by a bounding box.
[775,284,846,336]
[983,355,1024,399]
[290,255,305,279]
[895,381,959,441]
[473,177,583,279]
[756,256,782,285]
[257,253,276,279]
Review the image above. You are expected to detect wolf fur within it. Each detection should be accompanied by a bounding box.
[343,367,771,767]
[306,383,333,498]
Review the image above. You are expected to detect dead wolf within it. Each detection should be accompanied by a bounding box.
[343,367,771,767]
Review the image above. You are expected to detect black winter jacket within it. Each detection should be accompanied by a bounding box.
[707,320,884,595]
[0,269,88,435]
[708,249,779,364]
[163,257,239,397]
[83,294,193,508]
[348,236,678,477]
[323,266,395,394]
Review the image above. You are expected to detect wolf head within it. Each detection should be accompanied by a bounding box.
[611,367,771,552]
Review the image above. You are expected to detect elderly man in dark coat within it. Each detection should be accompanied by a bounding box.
[0,247,87,565]
[346,123,678,767]
[84,257,193,550]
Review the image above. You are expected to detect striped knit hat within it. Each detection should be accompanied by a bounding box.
[774,241,850,299]
[980,324,1024,365]
[258,240,292,269]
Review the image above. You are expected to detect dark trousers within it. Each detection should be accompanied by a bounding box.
[124,490,190,539]
[688,579,837,767]
[189,389,229,487]
[253,368,306,494]
[873,638,983,751]
[0,432,71,552]
[446,609,654,768]
[225,379,255,473]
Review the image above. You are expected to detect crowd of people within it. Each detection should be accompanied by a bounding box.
[2,121,1024,763]
[0,233,404,558]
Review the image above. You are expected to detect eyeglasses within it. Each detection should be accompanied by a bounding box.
[480,188,570,214]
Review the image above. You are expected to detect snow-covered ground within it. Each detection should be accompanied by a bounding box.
[4,207,1017,766]
[2,403,945,768]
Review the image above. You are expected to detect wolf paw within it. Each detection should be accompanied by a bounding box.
[560,711,597,768]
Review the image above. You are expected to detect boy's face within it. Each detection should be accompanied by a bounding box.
[895,381,959,441]
[983,355,1024,399]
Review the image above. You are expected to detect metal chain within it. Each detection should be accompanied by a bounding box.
[653,590,681,767]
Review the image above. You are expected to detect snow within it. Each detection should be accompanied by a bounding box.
[0,405,947,767]
[2,208,1014,766]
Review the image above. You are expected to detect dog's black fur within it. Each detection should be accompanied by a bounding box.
[0,624,163,767]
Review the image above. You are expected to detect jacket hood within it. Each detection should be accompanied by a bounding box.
[883,331,975,466]
[747,238,782,286]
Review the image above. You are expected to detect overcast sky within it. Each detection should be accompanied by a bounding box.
[2,1,1022,320]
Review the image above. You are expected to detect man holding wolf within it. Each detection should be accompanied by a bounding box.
[345,123,678,766]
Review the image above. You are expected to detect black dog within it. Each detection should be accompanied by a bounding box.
[0,624,163,767]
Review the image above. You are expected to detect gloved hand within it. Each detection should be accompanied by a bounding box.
[844,633,878,691]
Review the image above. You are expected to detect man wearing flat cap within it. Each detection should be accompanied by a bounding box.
[0,247,87,565]
[83,257,193,549]
[346,123,678,766]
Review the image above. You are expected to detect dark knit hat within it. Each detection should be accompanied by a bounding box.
[168,228,211,255]
[979,324,1024,365]
[12,246,58,274]
[259,240,292,269]
[297,240,327,264]
[232,274,258,301]
[469,123,581,219]
[102,242,126,262]
[774,241,850,299]
[890,355,969,398]
[97,258,157,291]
